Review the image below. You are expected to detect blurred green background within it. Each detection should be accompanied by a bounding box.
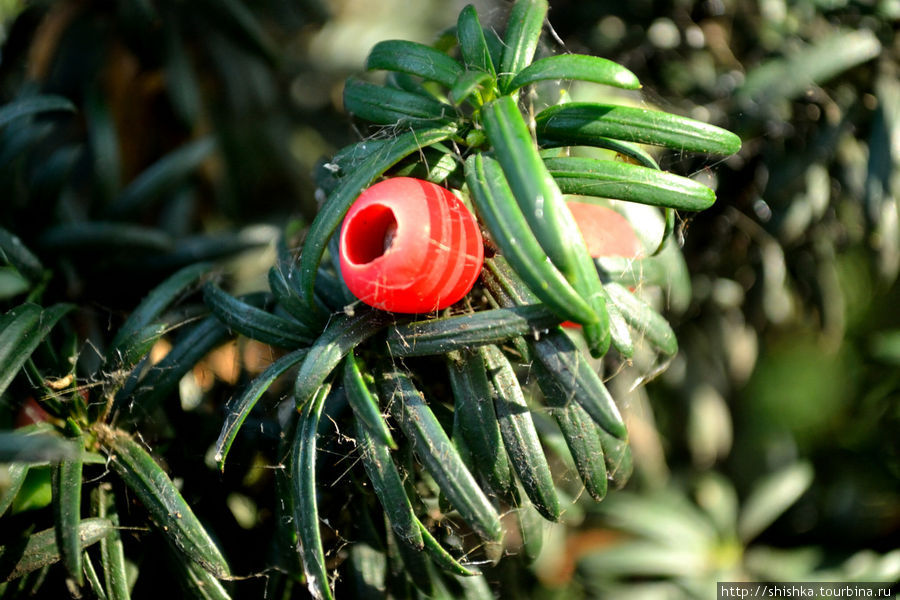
[1,0,897,597]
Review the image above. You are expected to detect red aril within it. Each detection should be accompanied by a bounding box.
[567,202,643,260]
[15,397,53,428]
[563,202,642,328]
[339,177,484,313]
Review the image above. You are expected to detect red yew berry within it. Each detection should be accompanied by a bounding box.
[563,202,643,328]
[567,202,643,260]
[339,177,484,313]
[15,397,53,428]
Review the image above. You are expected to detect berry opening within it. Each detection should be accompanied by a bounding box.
[342,204,399,265]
